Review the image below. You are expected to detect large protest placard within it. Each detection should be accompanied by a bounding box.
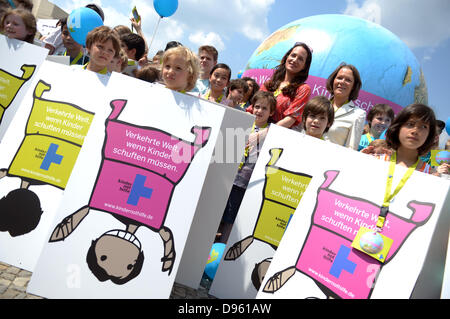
[27,73,227,298]
[254,126,450,299]
[176,105,254,289]
[0,35,49,142]
[0,60,108,270]
[210,125,317,299]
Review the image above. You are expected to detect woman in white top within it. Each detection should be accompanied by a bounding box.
[323,63,366,150]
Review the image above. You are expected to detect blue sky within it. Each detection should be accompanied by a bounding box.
[50,0,449,127]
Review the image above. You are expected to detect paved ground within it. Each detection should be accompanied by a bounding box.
[0,261,216,299]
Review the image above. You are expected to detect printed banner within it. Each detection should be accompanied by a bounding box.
[254,127,450,299]
[27,73,226,298]
[0,35,48,142]
[7,80,94,189]
[0,61,105,271]
[210,126,315,299]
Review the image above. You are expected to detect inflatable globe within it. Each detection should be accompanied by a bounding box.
[360,231,384,254]
[242,14,427,114]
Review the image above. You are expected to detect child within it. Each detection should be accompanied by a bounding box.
[368,139,390,156]
[42,4,105,55]
[216,91,276,243]
[82,26,121,75]
[136,64,160,83]
[59,17,89,65]
[362,103,439,175]
[120,33,146,77]
[161,46,199,92]
[107,48,128,73]
[301,96,335,139]
[0,8,35,43]
[358,103,395,151]
[226,78,249,110]
[240,77,260,110]
[201,63,232,106]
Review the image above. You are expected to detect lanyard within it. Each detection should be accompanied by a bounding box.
[273,88,282,97]
[239,122,268,169]
[330,99,349,113]
[82,62,108,75]
[65,50,83,65]
[377,151,418,230]
[205,90,223,103]
[365,133,374,144]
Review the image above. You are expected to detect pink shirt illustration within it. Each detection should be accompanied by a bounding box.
[264,170,434,299]
[88,99,211,230]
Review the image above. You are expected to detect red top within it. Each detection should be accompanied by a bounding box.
[248,83,311,128]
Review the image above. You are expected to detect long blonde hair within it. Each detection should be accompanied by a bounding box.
[162,46,200,91]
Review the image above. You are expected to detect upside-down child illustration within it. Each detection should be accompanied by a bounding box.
[49,99,211,284]
[224,148,312,290]
[262,170,434,299]
[0,80,94,237]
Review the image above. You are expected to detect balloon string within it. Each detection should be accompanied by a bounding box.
[148,16,162,53]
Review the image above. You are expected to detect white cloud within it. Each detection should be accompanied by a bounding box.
[188,31,225,51]
[343,0,450,49]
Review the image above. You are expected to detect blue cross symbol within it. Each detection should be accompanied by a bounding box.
[329,245,357,278]
[127,174,153,206]
[40,143,63,171]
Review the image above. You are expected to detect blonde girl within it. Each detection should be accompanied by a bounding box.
[161,46,199,92]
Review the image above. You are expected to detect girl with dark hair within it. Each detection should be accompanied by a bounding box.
[363,103,444,176]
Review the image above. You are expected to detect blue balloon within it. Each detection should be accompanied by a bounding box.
[204,243,226,280]
[68,7,103,47]
[446,117,450,135]
[153,0,178,18]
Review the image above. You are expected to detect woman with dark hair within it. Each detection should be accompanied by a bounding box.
[261,42,312,129]
[323,63,366,150]
[246,42,312,148]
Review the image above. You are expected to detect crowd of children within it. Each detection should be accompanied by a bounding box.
[1,2,449,246]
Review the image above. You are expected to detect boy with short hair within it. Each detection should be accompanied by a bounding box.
[108,48,128,73]
[226,78,249,110]
[82,26,121,75]
[120,32,146,77]
[301,96,335,139]
[358,103,394,151]
[58,17,89,65]
[191,45,218,94]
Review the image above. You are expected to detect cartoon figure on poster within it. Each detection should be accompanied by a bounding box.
[0,64,35,124]
[262,170,434,299]
[224,148,312,289]
[0,80,94,237]
[49,99,211,283]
